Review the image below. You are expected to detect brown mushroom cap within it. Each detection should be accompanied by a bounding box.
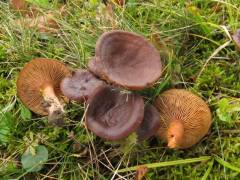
[88,30,162,90]
[154,89,212,149]
[17,58,70,116]
[60,69,105,102]
[86,86,144,140]
[137,104,161,141]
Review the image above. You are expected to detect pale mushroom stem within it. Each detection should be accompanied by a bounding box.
[42,85,64,125]
[167,120,184,149]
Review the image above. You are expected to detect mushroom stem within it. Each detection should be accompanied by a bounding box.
[167,120,184,149]
[42,85,64,125]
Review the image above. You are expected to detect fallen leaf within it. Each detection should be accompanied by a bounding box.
[210,2,222,13]
[10,0,28,14]
[135,165,148,180]
[114,0,125,6]
[10,0,26,10]
[16,13,57,32]
[15,5,66,33]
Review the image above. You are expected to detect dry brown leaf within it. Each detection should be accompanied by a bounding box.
[16,13,58,33]
[10,0,26,10]
[15,5,66,33]
[210,2,222,13]
[10,0,29,15]
[114,0,125,6]
[135,166,148,180]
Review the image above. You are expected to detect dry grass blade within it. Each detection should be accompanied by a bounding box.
[117,156,211,173]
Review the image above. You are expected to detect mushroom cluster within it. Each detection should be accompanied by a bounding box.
[81,30,163,141]
[17,30,212,149]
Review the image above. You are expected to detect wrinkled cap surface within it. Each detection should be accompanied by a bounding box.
[88,30,162,90]
[17,58,70,115]
[60,69,105,102]
[86,86,144,140]
[137,104,161,141]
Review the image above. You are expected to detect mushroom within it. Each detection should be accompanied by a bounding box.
[17,58,71,125]
[137,104,161,141]
[86,86,144,140]
[232,29,240,50]
[60,69,105,102]
[154,89,212,149]
[88,30,162,90]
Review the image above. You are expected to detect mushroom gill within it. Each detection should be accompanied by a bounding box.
[17,58,70,125]
[154,89,212,149]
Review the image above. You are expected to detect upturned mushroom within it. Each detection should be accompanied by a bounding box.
[60,69,105,102]
[17,58,70,125]
[154,89,212,149]
[88,30,162,90]
[137,104,161,141]
[86,86,144,141]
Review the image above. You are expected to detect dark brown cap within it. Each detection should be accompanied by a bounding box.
[137,104,161,141]
[86,86,144,140]
[88,30,162,90]
[60,69,105,102]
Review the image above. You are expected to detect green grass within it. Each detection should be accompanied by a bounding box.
[1,0,240,179]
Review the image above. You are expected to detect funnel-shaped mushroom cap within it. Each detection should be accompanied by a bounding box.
[17,58,70,116]
[154,89,212,149]
[60,69,105,102]
[88,30,162,90]
[86,86,144,140]
[137,104,161,141]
